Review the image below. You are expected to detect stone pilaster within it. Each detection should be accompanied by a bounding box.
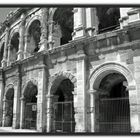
[88,89,100,132]
[2,27,9,67]
[7,44,12,66]
[2,97,8,126]
[87,90,95,132]
[12,74,21,129]
[0,74,4,126]
[24,33,30,59]
[39,8,49,51]
[75,47,87,132]
[129,87,140,132]
[46,94,54,132]
[131,56,140,132]
[48,20,55,50]
[72,8,86,40]
[17,14,25,60]
[36,65,47,132]
[19,96,25,129]
[85,8,98,36]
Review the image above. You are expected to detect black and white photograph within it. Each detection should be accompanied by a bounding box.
[0,5,139,135]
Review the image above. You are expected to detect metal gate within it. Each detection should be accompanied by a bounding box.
[24,103,37,129]
[99,97,131,133]
[53,101,75,133]
[5,100,13,126]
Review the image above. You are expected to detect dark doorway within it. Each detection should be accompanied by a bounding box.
[96,7,120,33]
[28,20,41,54]
[52,79,75,133]
[53,8,73,45]
[24,82,38,130]
[10,32,19,62]
[96,73,131,133]
[5,88,14,127]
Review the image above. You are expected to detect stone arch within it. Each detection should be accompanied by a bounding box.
[9,28,19,42]
[49,71,77,95]
[89,62,135,91]
[48,8,74,46]
[25,15,41,35]
[22,79,38,96]
[25,17,41,55]
[47,71,77,132]
[88,62,138,133]
[9,30,20,63]
[5,84,14,97]
[3,83,14,127]
[21,79,38,130]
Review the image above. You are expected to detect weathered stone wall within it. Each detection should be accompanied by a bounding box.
[0,7,140,133]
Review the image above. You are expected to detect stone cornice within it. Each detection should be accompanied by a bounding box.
[95,39,140,55]
[127,8,140,15]
[1,19,140,72]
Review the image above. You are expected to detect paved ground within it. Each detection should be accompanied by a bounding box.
[0,127,38,133]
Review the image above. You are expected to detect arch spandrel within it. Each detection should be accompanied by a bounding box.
[25,15,41,35]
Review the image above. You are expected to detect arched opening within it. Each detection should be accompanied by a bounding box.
[53,8,73,46]
[95,73,131,133]
[0,42,4,67]
[23,82,38,130]
[28,20,41,54]
[10,32,19,63]
[51,78,75,133]
[96,7,120,33]
[5,88,14,127]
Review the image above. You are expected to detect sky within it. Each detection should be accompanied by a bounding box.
[0,8,17,23]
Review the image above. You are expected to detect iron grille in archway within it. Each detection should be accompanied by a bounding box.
[53,101,75,133]
[99,97,131,133]
[24,103,37,130]
[5,100,13,126]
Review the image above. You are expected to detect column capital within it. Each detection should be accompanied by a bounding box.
[24,33,29,38]
[88,89,95,94]
[20,96,25,101]
[24,34,30,42]
[72,8,78,13]
[3,97,7,102]
[48,20,55,25]
[46,95,54,98]
[72,91,77,95]
[20,13,26,26]
[5,26,10,32]
[127,85,136,91]
[1,59,7,68]
[7,44,12,49]
[76,52,87,60]
[88,90,99,96]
